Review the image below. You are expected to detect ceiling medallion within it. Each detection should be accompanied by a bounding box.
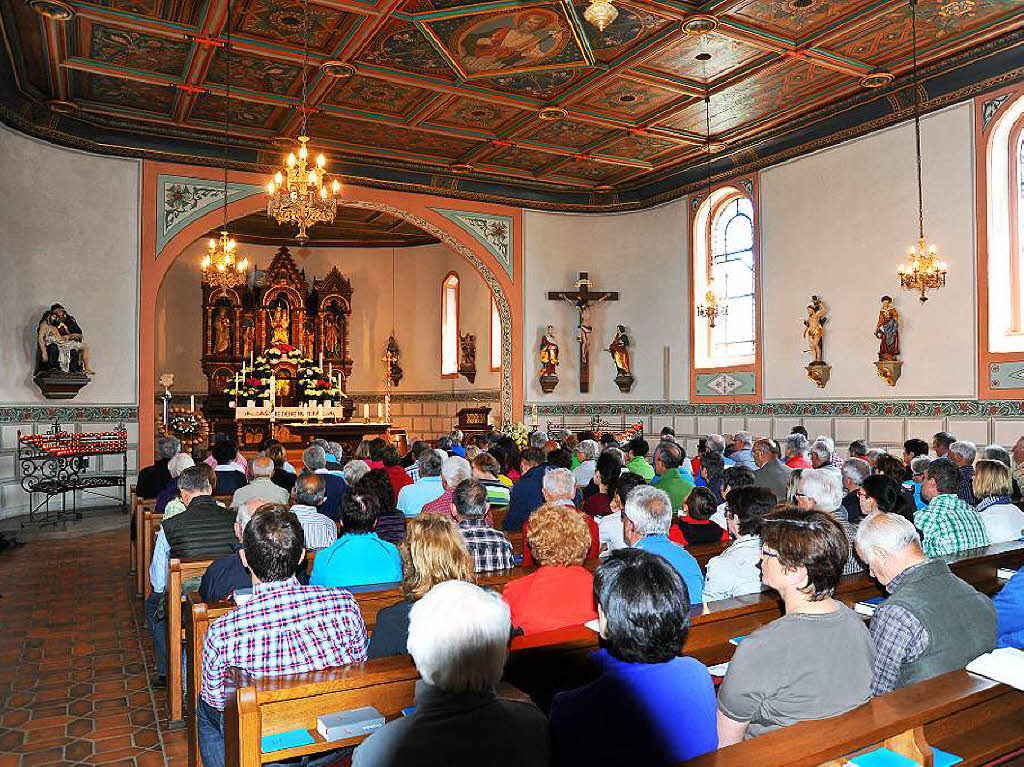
[450,164,475,174]
[682,14,719,35]
[860,70,894,88]
[28,0,75,20]
[938,0,975,17]
[787,0,815,9]
[708,140,727,153]
[321,61,356,79]
[538,107,567,121]
[583,0,618,32]
[46,99,77,114]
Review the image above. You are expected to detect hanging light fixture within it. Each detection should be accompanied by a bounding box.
[583,0,618,32]
[201,0,248,290]
[696,47,726,329]
[896,0,947,303]
[265,0,340,244]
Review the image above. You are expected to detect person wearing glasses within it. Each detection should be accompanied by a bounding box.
[716,509,873,745]
[793,469,865,575]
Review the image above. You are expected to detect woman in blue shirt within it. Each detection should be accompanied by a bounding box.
[310,491,402,588]
[549,548,717,766]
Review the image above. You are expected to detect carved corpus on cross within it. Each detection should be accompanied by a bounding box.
[547,272,619,393]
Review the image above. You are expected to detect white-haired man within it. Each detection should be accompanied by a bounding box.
[730,432,756,470]
[855,512,995,696]
[573,439,600,489]
[422,456,494,525]
[198,497,267,603]
[155,452,195,516]
[353,581,548,766]
[289,473,338,551]
[302,445,345,522]
[794,468,864,575]
[948,440,978,505]
[521,468,599,566]
[841,457,872,524]
[810,437,841,479]
[623,486,704,602]
[231,456,289,508]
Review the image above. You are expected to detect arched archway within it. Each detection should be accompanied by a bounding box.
[139,160,522,463]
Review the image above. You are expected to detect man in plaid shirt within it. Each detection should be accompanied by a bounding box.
[455,479,515,573]
[198,506,367,767]
[915,458,988,557]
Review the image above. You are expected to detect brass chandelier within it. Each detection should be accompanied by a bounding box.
[583,0,618,32]
[201,0,248,290]
[265,0,340,244]
[896,0,947,303]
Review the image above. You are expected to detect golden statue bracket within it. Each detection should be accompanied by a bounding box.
[614,373,635,394]
[875,360,903,387]
[539,374,559,394]
[805,362,831,389]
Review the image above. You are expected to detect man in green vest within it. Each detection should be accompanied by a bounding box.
[624,436,655,481]
[855,512,996,696]
[652,440,693,512]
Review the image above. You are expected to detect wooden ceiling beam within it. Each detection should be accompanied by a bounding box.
[42,16,70,101]
[174,0,230,124]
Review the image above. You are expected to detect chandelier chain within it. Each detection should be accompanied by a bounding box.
[222,0,231,224]
[911,0,923,240]
[300,0,309,138]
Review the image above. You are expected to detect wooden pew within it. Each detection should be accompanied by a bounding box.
[167,558,219,727]
[128,484,137,576]
[685,670,1024,766]
[135,499,156,597]
[142,510,163,598]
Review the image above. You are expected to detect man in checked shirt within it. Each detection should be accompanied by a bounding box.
[854,512,995,697]
[455,479,515,573]
[197,505,368,767]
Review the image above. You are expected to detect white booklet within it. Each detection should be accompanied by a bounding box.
[965,647,1024,691]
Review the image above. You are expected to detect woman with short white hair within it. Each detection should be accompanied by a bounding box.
[795,469,865,575]
[353,581,548,767]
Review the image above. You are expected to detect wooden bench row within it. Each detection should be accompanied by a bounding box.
[181,540,1024,767]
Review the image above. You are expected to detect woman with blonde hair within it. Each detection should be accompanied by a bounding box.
[502,502,597,636]
[367,515,475,659]
[973,459,1024,543]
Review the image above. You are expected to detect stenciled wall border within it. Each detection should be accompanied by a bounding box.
[525,400,1024,418]
[0,405,139,423]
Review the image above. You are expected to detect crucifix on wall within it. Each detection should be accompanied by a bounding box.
[547,272,619,393]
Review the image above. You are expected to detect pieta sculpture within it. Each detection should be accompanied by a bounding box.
[34,303,93,398]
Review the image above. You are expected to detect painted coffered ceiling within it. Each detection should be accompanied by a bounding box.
[2,0,1023,209]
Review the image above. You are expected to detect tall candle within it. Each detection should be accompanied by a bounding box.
[328,362,332,377]
[377,402,383,419]
[363,404,369,419]
[336,372,342,392]
[242,360,246,379]
[190,395,195,412]
[319,351,324,369]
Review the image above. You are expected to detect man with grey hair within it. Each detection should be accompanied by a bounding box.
[199,497,269,603]
[302,445,346,522]
[785,433,811,469]
[751,438,790,503]
[156,452,196,516]
[397,448,445,517]
[353,581,547,767]
[622,486,704,602]
[841,457,872,524]
[342,459,370,488]
[573,439,600,489]
[529,430,549,449]
[326,442,346,475]
[653,439,693,512]
[948,440,978,505]
[290,473,337,551]
[231,456,289,508]
[854,512,995,696]
[794,468,864,575]
[909,455,932,510]
[520,467,599,566]
[422,456,481,523]
[730,432,756,470]
[454,479,513,572]
[138,435,181,498]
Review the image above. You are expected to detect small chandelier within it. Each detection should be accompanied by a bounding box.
[265,0,340,244]
[202,0,248,290]
[698,280,728,328]
[897,0,947,303]
[583,0,618,31]
[202,231,248,290]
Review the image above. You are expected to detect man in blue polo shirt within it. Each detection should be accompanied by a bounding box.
[396,449,445,516]
[623,485,704,603]
[310,491,402,587]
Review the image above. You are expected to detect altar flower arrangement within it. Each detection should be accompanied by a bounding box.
[262,344,305,362]
[297,361,343,403]
[501,421,529,450]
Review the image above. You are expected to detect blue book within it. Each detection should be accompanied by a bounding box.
[261,728,315,753]
[729,635,747,645]
[850,746,961,767]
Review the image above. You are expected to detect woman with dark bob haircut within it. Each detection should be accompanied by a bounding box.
[549,548,718,766]
[717,508,873,745]
[858,473,916,522]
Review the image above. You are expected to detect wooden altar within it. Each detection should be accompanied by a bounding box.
[200,246,355,440]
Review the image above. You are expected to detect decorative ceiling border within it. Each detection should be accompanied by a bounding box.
[431,209,514,280]
[0,405,139,423]
[158,175,263,256]
[525,400,1024,418]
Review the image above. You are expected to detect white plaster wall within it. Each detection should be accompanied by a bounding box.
[0,123,140,404]
[157,240,501,395]
[759,102,976,400]
[523,202,688,402]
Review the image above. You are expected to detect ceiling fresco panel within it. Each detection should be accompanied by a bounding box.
[642,32,769,83]
[479,145,561,171]
[472,67,590,100]
[205,51,303,95]
[81,72,175,115]
[518,117,616,148]
[600,132,680,160]
[727,0,880,40]
[354,19,457,79]
[235,0,357,53]
[88,24,191,77]
[424,5,589,78]
[425,97,529,132]
[307,115,482,158]
[570,75,682,120]
[326,74,432,118]
[571,2,672,63]
[189,93,276,128]
[551,158,622,182]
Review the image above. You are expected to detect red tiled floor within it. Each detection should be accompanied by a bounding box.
[0,528,176,767]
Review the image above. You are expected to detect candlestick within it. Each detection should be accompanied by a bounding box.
[241,360,246,379]
[250,351,254,367]
[328,362,332,377]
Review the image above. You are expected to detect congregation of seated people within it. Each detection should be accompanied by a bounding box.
[134,425,1024,766]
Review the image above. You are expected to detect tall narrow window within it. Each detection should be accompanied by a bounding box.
[490,295,501,371]
[441,272,459,376]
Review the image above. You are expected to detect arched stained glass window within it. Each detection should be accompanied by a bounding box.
[441,272,459,376]
[708,195,755,360]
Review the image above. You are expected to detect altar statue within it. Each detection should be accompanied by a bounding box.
[804,296,827,364]
[874,295,900,361]
[607,325,631,376]
[36,304,93,375]
[270,304,290,346]
[241,318,254,360]
[539,325,559,376]
[323,313,340,357]
[213,309,232,355]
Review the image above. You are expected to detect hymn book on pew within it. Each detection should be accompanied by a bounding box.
[854,596,885,617]
[997,567,1017,581]
[317,706,385,741]
[847,746,962,766]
